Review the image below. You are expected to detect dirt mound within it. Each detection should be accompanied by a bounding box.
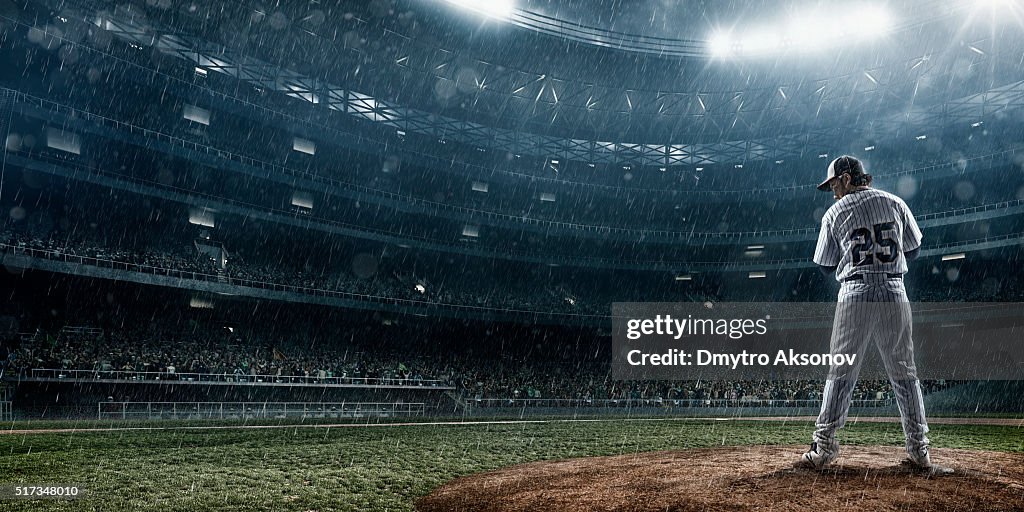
[417,445,1024,512]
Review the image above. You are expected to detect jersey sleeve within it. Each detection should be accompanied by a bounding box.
[901,201,923,252]
[813,215,841,267]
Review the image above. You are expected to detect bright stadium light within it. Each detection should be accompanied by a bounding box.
[708,4,894,58]
[708,31,734,58]
[854,5,893,38]
[980,0,1017,9]
[967,0,1024,27]
[443,0,515,19]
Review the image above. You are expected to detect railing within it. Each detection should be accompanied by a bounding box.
[5,230,1024,322]
[0,242,609,316]
[924,231,1024,251]
[23,368,449,388]
[97,401,426,420]
[10,89,1024,241]
[5,152,727,271]
[465,397,894,409]
[917,198,1024,222]
[9,95,809,241]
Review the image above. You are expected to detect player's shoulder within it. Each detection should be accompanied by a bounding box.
[871,188,914,212]
[859,188,910,211]
[823,198,848,221]
[869,188,902,202]
[823,188,906,219]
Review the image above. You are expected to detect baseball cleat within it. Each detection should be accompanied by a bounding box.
[902,447,954,475]
[798,442,839,469]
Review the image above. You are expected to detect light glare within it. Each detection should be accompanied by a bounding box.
[709,31,734,57]
[443,0,515,19]
[709,5,894,58]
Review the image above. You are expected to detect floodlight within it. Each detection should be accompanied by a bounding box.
[709,5,894,58]
[443,0,515,19]
[708,31,734,57]
[850,5,893,38]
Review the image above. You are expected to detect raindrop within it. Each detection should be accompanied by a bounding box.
[812,207,827,222]
[27,26,62,49]
[157,168,175,185]
[89,26,112,47]
[22,170,44,188]
[955,157,968,173]
[367,0,391,18]
[381,156,400,174]
[952,181,975,201]
[352,253,379,279]
[268,12,290,30]
[5,133,21,151]
[945,268,960,282]
[896,176,918,199]
[434,79,458,100]
[58,45,79,64]
[304,10,326,27]
[342,30,363,49]
[86,67,103,83]
[455,67,480,94]
[4,264,25,275]
[981,278,1000,296]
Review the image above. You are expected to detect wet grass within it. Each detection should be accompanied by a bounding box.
[0,418,1021,511]
[6,410,1021,432]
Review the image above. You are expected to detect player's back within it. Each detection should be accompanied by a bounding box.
[818,188,922,280]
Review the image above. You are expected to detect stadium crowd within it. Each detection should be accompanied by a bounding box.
[5,326,957,408]
[442,358,955,406]
[5,229,1020,321]
[0,230,601,315]
[8,328,443,386]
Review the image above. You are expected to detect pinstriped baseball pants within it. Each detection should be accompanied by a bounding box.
[812,275,930,453]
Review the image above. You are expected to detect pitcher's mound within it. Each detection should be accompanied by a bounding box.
[417,445,1024,512]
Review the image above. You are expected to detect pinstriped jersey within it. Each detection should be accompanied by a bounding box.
[813,189,922,282]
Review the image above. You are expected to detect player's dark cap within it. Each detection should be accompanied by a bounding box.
[817,155,865,191]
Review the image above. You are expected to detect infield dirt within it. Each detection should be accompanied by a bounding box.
[417,445,1024,511]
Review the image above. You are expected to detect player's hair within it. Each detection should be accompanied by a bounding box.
[836,155,872,187]
[851,173,872,187]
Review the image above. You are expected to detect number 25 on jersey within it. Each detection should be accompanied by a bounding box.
[850,222,898,266]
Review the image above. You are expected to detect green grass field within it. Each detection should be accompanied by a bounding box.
[1,418,1022,511]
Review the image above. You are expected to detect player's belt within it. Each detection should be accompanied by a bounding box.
[842,273,902,283]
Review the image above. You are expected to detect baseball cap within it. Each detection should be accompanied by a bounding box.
[817,155,864,191]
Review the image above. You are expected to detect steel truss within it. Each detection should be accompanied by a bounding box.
[25,6,1023,171]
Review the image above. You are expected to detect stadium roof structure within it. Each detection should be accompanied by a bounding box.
[27,0,1023,170]
[134,0,1022,141]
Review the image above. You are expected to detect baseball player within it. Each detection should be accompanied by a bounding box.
[799,155,948,473]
